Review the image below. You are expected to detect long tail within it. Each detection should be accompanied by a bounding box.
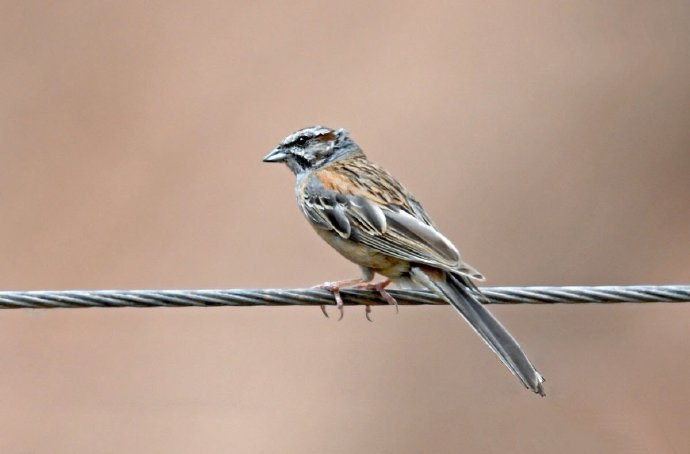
[409,266,545,396]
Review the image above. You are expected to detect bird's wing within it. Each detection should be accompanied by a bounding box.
[301,162,464,271]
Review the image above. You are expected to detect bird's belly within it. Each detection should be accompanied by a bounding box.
[313,228,409,278]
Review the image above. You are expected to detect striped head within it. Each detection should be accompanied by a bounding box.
[262,126,362,176]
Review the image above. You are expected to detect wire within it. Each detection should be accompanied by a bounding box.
[0,285,687,309]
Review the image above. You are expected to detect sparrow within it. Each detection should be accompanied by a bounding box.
[263,126,545,396]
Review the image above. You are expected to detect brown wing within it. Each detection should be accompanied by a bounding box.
[300,156,463,270]
[314,157,435,224]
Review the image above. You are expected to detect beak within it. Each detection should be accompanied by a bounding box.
[262,147,288,163]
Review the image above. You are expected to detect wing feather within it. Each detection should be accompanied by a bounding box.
[300,172,462,270]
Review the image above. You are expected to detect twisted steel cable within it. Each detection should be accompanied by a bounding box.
[0,285,688,309]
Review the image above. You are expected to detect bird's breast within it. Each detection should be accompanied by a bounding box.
[312,227,410,278]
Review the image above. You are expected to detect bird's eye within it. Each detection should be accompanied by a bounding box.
[295,135,309,146]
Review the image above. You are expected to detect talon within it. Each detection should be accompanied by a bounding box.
[382,290,399,314]
[377,281,398,314]
[356,279,399,314]
[365,305,373,322]
[334,288,344,321]
[312,278,366,320]
[313,282,340,319]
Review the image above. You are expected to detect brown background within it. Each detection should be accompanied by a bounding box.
[1,1,689,453]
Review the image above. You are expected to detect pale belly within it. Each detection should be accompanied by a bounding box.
[313,227,410,278]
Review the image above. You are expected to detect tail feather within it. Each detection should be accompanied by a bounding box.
[409,266,545,396]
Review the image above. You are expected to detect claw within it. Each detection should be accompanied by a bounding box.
[333,288,345,321]
[313,276,393,321]
[379,286,399,314]
[314,281,348,321]
[355,279,399,314]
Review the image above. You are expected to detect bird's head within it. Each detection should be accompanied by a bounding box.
[263,126,360,175]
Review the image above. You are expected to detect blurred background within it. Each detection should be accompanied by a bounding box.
[1,1,689,453]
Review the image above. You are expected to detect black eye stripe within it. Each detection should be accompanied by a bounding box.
[293,154,310,169]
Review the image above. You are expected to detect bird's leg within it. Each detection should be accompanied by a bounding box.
[354,279,398,314]
[313,277,366,320]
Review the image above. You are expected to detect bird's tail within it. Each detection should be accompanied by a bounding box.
[409,266,545,396]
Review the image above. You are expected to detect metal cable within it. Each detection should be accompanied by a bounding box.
[0,285,688,309]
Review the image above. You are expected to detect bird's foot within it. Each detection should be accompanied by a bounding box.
[312,278,364,321]
[354,279,398,316]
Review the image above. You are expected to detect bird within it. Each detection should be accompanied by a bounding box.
[262,125,545,396]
